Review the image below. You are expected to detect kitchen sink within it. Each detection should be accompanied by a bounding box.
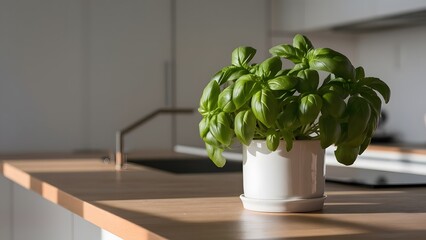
[127,158,242,174]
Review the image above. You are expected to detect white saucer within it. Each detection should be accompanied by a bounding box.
[240,194,327,213]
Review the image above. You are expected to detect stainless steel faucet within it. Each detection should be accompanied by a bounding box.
[114,108,194,170]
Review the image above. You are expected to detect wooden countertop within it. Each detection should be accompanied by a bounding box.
[1,155,426,240]
[368,144,426,155]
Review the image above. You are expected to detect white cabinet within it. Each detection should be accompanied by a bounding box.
[0,0,269,153]
[304,0,374,30]
[0,0,87,152]
[88,0,173,151]
[271,0,426,32]
[175,0,268,147]
[13,184,73,240]
[271,0,306,32]
[0,176,12,240]
[376,0,426,16]
[0,0,174,153]
[0,175,122,240]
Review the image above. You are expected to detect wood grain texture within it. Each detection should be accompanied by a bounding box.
[367,144,426,155]
[2,154,426,240]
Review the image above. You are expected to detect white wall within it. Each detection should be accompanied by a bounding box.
[356,25,426,144]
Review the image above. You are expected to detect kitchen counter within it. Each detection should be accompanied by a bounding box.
[1,155,426,240]
[368,144,426,154]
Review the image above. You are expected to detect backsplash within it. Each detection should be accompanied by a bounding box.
[356,25,426,144]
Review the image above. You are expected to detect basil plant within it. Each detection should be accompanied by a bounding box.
[199,34,390,167]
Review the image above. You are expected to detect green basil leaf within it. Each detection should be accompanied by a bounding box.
[319,115,341,148]
[203,131,222,147]
[357,77,390,103]
[355,66,365,80]
[280,129,294,152]
[199,117,210,139]
[218,84,236,112]
[269,44,304,63]
[206,144,226,167]
[322,74,332,86]
[352,115,376,155]
[198,80,220,115]
[256,56,282,78]
[251,89,278,128]
[228,69,248,82]
[345,134,366,147]
[209,112,233,146]
[234,110,256,146]
[328,77,348,84]
[232,46,256,67]
[359,137,371,155]
[293,34,314,53]
[367,114,379,137]
[288,63,308,75]
[358,86,382,115]
[277,101,300,130]
[280,95,298,106]
[275,68,291,77]
[268,76,300,90]
[346,96,371,141]
[233,74,261,109]
[276,90,297,102]
[336,123,348,145]
[319,83,349,99]
[249,64,258,74]
[308,48,355,80]
[297,69,320,93]
[321,92,346,118]
[211,66,239,85]
[266,130,280,151]
[299,94,323,125]
[362,114,378,147]
[335,145,360,166]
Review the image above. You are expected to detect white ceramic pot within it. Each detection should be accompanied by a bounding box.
[240,140,326,212]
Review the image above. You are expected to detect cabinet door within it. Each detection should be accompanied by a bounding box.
[175,0,268,148]
[272,0,426,32]
[0,0,86,152]
[0,176,12,240]
[272,0,375,32]
[13,184,73,240]
[89,0,172,151]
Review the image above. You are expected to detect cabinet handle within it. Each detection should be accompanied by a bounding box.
[164,61,172,107]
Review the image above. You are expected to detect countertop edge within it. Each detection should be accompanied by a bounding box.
[1,160,166,240]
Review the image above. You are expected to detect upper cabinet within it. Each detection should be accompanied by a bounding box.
[0,0,175,153]
[0,0,88,152]
[88,0,173,151]
[0,0,268,153]
[271,0,426,32]
[174,0,268,148]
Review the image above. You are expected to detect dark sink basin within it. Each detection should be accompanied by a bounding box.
[127,158,242,174]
